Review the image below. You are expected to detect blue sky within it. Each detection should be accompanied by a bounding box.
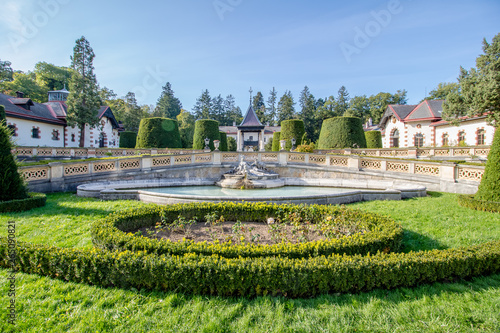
[1,0,499,111]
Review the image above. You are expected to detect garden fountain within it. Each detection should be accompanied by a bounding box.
[216,158,284,189]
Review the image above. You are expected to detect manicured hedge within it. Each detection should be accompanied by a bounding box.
[458,195,500,213]
[219,132,228,151]
[91,202,403,259]
[365,131,382,148]
[2,237,499,297]
[475,128,500,202]
[135,118,182,149]
[318,117,367,149]
[227,137,237,151]
[0,192,46,213]
[280,120,305,150]
[119,131,137,148]
[193,120,221,151]
[0,122,28,201]
[272,132,281,151]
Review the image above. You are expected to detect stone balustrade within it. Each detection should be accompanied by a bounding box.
[12,147,203,159]
[316,146,490,158]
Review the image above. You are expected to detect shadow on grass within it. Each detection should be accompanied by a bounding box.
[400,229,447,253]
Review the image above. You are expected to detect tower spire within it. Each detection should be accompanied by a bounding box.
[249,87,253,105]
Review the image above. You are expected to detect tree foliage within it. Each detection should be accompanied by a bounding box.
[119,131,137,148]
[192,119,221,150]
[34,62,72,91]
[475,128,500,201]
[423,82,460,101]
[0,59,13,83]
[193,90,212,120]
[272,131,281,151]
[280,119,305,150]
[277,90,296,125]
[266,87,278,125]
[135,117,182,148]
[365,131,382,148]
[177,109,195,148]
[318,117,367,149]
[299,86,318,142]
[0,71,47,103]
[66,36,101,147]
[0,123,27,201]
[153,82,182,119]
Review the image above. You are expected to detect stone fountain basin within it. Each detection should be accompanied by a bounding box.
[77,178,426,205]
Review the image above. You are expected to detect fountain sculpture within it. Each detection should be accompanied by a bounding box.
[216,159,284,189]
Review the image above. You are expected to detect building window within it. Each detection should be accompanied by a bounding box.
[442,133,449,147]
[390,129,399,148]
[7,124,17,137]
[32,127,40,139]
[477,129,485,145]
[414,133,424,147]
[71,134,76,142]
[458,131,466,145]
[52,130,60,141]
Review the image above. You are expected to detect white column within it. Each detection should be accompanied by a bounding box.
[237,130,241,151]
[260,129,265,151]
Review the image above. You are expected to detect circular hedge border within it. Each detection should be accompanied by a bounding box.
[458,194,500,213]
[0,192,46,213]
[91,202,403,259]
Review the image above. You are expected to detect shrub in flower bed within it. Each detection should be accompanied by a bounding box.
[457,194,500,213]
[91,202,403,259]
[0,192,46,213]
[1,237,499,297]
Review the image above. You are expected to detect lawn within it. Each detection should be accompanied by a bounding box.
[1,192,499,332]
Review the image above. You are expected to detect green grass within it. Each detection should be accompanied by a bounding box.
[1,192,500,332]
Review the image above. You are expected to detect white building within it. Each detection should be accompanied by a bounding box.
[1,90,121,148]
[378,100,495,148]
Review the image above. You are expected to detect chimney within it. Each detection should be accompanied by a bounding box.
[233,121,236,126]
[16,91,24,98]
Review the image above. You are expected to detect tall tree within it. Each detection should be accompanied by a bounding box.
[345,95,370,120]
[211,94,225,124]
[66,36,101,147]
[368,90,408,124]
[298,86,318,141]
[34,62,72,91]
[153,82,182,119]
[253,91,266,123]
[317,95,337,120]
[177,109,196,148]
[335,86,350,116]
[192,89,212,120]
[423,82,460,101]
[224,94,242,125]
[122,92,144,132]
[266,87,278,126]
[277,90,296,125]
[0,59,13,83]
[0,71,47,102]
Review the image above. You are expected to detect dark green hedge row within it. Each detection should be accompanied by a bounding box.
[272,132,281,151]
[135,118,182,149]
[0,192,46,213]
[365,131,382,148]
[219,132,228,151]
[119,131,137,148]
[457,195,500,213]
[1,237,499,297]
[318,117,367,149]
[91,202,403,259]
[193,120,221,151]
[280,120,305,150]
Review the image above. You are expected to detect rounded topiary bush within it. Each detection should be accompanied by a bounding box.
[272,132,281,151]
[281,120,305,150]
[119,131,137,148]
[227,137,237,151]
[365,130,382,148]
[475,128,500,202]
[318,117,367,149]
[0,122,28,201]
[135,118,182,149]
[193,120,221,151]
[219,132,228,151]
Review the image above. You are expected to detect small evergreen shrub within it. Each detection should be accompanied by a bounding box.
[281,120,305,150]
[458,194,500,213]
[0,123,28,201]
[475,129,500,202]
[219,132,228,151]
[135,118,182,149]
[272,132,281,151]
[0,192,46,213]
[193,120,221,151]
[119,131,137,148]
[0,105,5,123]
[265,138,273,151]
[227,137,237,151]
[318,117,367,149]
[365,131,382,148]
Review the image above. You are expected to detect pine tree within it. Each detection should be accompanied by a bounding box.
[266,87,278,126]
[211,94,225,124]
[224,94,242,126]
[299,86,318,141]
[192,89,212,120]
[277,90,296,125]
[0,123,27,201]
[66,36,101,147]
[122,92,144,132]
[335,86,350,116]
[253,91,266,123]
[154,82,182,119]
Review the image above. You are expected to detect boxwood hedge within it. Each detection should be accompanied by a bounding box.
[91,202,403,259]
[280,120,305,150]
[458,194,500,213]
[119,131,137,148]
[272,132,281,151]
[219,132,228,151]
[318,117,367,149]
[193,120,221,151]
[135,118,182,149]
[0,192,46,213]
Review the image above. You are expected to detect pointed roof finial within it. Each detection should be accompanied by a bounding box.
[249,87,253,104]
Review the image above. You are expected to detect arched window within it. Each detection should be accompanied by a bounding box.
[442,133,449,146]
[477,129,485,145]
[458,131,466,145]
[414,133,424,147]
[391,129,399,148]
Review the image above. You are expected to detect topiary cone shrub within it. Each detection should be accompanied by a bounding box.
[119,131,137,148]
[475,128,500,202]
[281,120,305,150]
[365,131,382,148]
[317,117,367,149]
[135,118,182,149]
[0,123,28,201]
[272,132,281,151]
[219,131,228,151]
[193,120,221,151]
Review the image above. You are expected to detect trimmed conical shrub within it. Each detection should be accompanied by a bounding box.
[193,120,221,150]
[219,132,228,151]
[365,131,382,148]
[0,123,28,201]
[475,128,500,202]
[318,117,367,149]
[280,120,305,150]
[135,118,182,149]
[119,131,137,148]
[272,132,281,151]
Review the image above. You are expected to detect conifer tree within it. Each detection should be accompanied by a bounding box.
[154,82,182,119]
